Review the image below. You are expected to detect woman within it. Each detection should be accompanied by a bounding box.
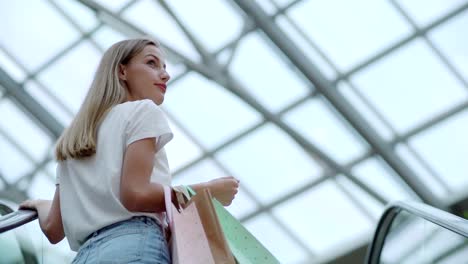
[19,37,239,263]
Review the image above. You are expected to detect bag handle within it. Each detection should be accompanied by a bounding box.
[163,186,174,230]
[172,185,191,206]
[163,185,191,226]
[185,186,197,197]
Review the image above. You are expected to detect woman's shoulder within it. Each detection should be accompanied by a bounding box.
[112,100,165,127]
[115,99,160,112]
[110,99,158,118]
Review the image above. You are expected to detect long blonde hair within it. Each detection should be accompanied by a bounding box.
[55,37,160,161]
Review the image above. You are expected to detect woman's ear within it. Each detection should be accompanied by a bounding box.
[118,64,127,81]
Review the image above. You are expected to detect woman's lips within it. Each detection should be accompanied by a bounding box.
[155,84,166,93]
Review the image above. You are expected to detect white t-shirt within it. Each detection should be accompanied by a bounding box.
[56,99,173,251]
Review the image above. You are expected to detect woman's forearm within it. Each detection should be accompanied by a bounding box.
[188,182,209,194]
[131,178,237,212]
[20,193,65,244]
[34,200,52,234]
[126,182,211,213]
[124,182,166,213]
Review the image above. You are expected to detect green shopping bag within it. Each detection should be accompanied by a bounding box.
[184,186,280,264]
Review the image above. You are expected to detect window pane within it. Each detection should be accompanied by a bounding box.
[284,97,369,164]
[123,0,200,61]
[395,143,448,199]
[0,135,34,183]
[53,0,99,31]
[24,81,72,127]
[216,123,323,203]
[38,41,101,113]
[164,72,261,149]
[336,175,383,220]
[0,1,80,70]
[273,180,373,254]
[352,157,417,202]
[45,160,58,180]
[230,33,310,112]
[410,109,468,194]
[0,99,51,161]
[396,0,468,27]
[276,16,337,80]
[27,171,55,200]
[165,0,242,51]
[92,26,128,51]
[164,119,202,171]
[430,9,468,84]
[287,0,411,71]
[351,39,467,133]
[244,213,308,263]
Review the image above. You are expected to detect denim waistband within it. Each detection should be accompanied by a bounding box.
[85,216,159,242]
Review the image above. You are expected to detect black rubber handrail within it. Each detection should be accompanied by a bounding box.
[0,206,38,233]
[366,201,468,263]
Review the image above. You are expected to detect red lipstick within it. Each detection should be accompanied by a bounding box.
[155,83,167,93]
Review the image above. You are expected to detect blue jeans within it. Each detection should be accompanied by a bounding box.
[72,216,170,264]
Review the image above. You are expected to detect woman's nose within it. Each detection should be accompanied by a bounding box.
[161,70,170,83]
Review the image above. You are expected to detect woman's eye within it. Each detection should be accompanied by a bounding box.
[147,60,157,66]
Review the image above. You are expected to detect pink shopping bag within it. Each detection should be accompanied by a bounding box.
[163,186,235,264]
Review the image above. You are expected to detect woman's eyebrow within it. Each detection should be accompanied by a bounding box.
[145,54,166,68]
[145,54,161,62]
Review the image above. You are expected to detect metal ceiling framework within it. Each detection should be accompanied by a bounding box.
[1,0,468,263]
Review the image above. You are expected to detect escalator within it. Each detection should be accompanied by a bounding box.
[0,200,38,263]
[1,200,468,263]
[0,200,75,263]
[366,201,468,263]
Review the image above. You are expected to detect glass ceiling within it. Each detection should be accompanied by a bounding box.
[1,0,468,263]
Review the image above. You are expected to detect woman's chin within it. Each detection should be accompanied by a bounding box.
[152,97,164,105]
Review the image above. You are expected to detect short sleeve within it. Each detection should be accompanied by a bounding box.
[125,100,173,152]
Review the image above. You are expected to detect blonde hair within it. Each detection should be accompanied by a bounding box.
[55,37,161,161]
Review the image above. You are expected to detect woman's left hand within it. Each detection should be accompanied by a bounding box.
[207,176,240,206]
[19,199,44,210]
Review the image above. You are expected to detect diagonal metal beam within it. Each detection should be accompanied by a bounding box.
[265,0,451,193]
[233,0,444,209]
[0,67,63,139]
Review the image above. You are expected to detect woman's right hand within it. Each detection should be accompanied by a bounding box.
[206,176,240,206]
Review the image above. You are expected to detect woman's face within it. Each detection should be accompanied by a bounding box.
[119,45,170,105]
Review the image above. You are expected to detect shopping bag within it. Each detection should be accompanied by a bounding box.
[186,186,281,264]
[163,186,236,264]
